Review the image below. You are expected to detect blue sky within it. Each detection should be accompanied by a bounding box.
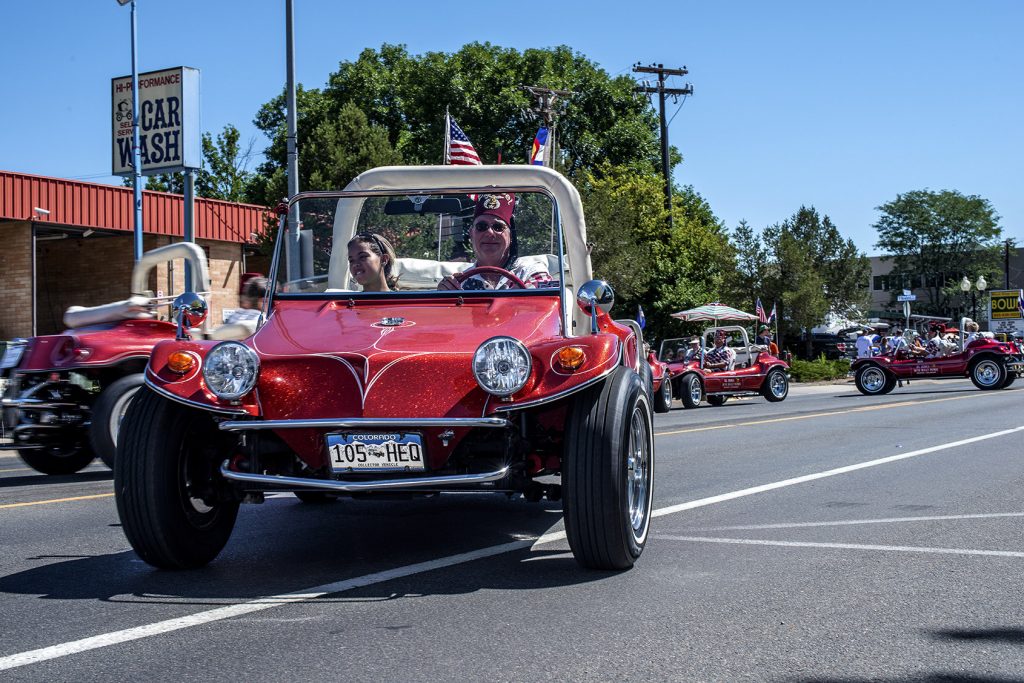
[3,0,1021,255]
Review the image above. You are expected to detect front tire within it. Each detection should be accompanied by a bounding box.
[652,375,672,413]
[563,366,654,570]
[679,374,703,409]
[761,368,789,402]
[970,358,1006,390]
[855,365,894,396]
[90,373,144,469]
[115,387,239,569]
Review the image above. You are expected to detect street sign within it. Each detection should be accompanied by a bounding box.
[902,301,911,319]
[897,294,917,302]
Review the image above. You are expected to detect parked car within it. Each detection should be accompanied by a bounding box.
[0,243,209,474]
[658,326,790,408]
[851,322,1024,394]
[115,165,656,572]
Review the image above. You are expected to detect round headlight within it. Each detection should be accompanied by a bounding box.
[203,341,259,400]
[473,336,531,397]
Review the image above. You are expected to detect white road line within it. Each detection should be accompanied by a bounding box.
[651,425,1024,518]
[1,424,1021,671]
[695,511,1024,531]
[655,535,1024,559]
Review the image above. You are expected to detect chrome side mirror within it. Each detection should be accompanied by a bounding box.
[576,280,615,334]
[173,292,208,340]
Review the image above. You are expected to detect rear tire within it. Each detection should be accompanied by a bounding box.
[970,358,1006,390]
[563,366,653,570]
[652,374,672,413]
[90,373,144,469]
[115,387,239,569]
[761,368,789,402]
[679,374,703,409]
[707,395,728,407]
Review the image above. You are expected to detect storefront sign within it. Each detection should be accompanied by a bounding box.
[111,67,200,175]
[989,289,1022,320]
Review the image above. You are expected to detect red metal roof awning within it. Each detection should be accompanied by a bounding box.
[0,170,271,244]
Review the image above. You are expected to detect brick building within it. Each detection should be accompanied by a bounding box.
[0,171,272,339]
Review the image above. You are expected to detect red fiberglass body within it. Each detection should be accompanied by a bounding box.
[146,293,634,470]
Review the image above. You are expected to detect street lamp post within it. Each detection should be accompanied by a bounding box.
[116,0,144,263]
[960,275,988,322]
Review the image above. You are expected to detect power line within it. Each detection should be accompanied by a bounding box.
[633,63,694,229]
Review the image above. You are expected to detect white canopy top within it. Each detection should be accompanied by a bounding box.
[327,165,593,291]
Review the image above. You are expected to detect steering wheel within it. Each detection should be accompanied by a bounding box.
[452,266,527,290]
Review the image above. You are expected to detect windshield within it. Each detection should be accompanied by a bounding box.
[274,190,565,296]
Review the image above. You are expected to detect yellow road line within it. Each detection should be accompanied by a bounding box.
[655,393,983,437]
[0,493,114,510]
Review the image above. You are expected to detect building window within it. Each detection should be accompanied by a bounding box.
[873,275,888,291]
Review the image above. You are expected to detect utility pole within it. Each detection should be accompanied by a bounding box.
[522,85,574,169]
[633,63,693,229]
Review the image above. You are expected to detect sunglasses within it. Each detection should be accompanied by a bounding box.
[472,220,509,234]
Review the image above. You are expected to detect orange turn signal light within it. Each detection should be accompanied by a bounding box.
[167,351,197,375]
[555,346,586,371]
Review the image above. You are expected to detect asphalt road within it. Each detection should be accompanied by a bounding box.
[1,378,1022,682]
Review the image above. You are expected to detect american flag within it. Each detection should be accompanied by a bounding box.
[755,298,769,324]
[445,114,481,165]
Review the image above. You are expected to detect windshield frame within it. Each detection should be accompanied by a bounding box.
[265,185,567,332]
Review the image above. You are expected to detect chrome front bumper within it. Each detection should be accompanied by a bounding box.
[218,416,509,431]
[219,461,510,492]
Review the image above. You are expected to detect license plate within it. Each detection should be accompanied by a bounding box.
[1,346,24,370]
[326,432,426,472]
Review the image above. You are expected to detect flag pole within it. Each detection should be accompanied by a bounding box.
[443,107,450,165]
[773,300,780,357]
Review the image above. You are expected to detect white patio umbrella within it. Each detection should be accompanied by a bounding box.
[670,303,759,323]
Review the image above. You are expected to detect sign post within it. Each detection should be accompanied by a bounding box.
[897,290,916,330]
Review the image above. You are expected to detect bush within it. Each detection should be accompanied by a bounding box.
[788,355,851,382]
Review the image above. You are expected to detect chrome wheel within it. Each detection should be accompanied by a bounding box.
[972,359,1003,389]
[769,372,786,397]
[626,403,652,535]
[689,376,702,404]
[107,386,140,448]
[860,367,886,393]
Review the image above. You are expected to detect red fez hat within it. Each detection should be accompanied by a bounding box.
[473,193,515,226]
[239,272,263,295]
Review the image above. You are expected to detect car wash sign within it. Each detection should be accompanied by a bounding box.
[111,66,200,175]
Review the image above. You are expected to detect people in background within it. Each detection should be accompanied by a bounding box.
[855,328,874,358]
[704,330,735,371]
[224,274,267,325]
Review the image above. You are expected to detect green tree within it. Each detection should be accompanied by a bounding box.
[133,124,256,202]
[749,206,869,356]
[580,164,733,342]
[251,43,667,183]
[873,189,1003,315]
[727,219,768,310]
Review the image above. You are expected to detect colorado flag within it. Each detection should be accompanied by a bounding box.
[530,127,548,166]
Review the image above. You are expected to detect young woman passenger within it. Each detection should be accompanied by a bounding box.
[437,193,550,291]
[347,232,398,292]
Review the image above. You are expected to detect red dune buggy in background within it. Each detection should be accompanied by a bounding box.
[851,323,1024,395]
[659,325,790,408]
[1,243,209,474]
[115,165,656,572]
